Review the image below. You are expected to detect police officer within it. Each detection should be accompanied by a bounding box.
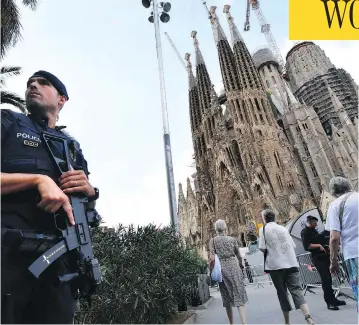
[1,71,99,323]
[300,216,345,310]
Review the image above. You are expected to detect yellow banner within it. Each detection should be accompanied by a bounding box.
[289,0,359,40]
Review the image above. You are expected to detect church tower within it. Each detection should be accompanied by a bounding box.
[214,5,308,215]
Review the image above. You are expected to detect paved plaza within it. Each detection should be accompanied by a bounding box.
[195,285,358,324]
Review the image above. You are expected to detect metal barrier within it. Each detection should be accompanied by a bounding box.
[297,252,354,300]
[332,253,354,300]
[297,253,323,295]
[243,264,272,288]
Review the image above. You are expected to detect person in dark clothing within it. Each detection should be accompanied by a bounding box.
[300,216,346,310]
[244,259,253,283]
[1,71,99,324]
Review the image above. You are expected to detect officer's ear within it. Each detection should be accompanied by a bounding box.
[58,95,67,110]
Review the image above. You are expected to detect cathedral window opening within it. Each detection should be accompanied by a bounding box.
[261,98,271,123]
[268,65,272,72]
[212,116,215,131]
[232,140,245,170]
[208,119,213,137]
[277,174,283,190]
[258,173,265,183]
[259,114,264,123]
[296,125,301,133]
[274,151,281,168]
[317,182,323,193]
[310,163,319,178]
[257,130,262,137]
[266,80,270,88]
[226,148,235,167]
[202,135,206,153]
[219,162,229,180]
[255,184,263,196]
[303,123,308,129]
[303,142,310,156]
[254,98,261,112]
[271,76,276,84]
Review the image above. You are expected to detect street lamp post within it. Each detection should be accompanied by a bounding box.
[141,0,178,233]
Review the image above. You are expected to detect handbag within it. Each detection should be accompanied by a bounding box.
[210,237,223,282]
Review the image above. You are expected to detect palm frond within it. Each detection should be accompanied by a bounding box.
[1,91,27,114]
[0,66,22,87]
[1,0,23,59]
[22,0,39,10]
[1,66,22,75]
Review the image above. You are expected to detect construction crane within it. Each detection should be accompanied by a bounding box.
[244,0,250,31]
[164,32,186,70]
[201,0,211,18]
[244,0,287,78]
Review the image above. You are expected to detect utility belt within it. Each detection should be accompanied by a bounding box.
[1,227,60,257]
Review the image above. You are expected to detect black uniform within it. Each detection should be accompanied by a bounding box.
[300,226,337,306]
[1,109,90,323]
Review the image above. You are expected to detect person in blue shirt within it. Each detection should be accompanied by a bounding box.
[1,71,99,324]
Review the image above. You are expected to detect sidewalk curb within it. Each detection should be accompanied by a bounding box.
[183,312,197,324]
[188,296,215,311]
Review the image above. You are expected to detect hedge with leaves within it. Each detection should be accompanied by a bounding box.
[74,224,207,324]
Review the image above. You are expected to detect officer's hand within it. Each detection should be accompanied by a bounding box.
[319,245,325,252]
[36,175,75,225]
[59,170,95,197]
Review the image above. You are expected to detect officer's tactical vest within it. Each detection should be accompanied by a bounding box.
[1,109,88,230]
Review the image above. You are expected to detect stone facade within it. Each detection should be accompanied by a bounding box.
[285,42,358,136]
[178,6,316,259]
[178,8,358,259]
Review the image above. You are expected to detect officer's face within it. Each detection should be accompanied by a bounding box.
[25,77,66,115]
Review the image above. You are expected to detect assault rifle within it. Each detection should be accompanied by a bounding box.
[27,131,102,302]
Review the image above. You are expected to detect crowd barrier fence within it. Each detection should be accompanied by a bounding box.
[296,252,354,300]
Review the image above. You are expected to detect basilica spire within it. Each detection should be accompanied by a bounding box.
[185,53,201,132]
[223,4,244,46]
[224,5,262,90]
[191,31,212,115]
[209,6,241,92]
[208,5,227,45]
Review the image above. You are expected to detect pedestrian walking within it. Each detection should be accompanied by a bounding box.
[209,219,248,324]
[244,259,253,284]
[259,209,314,325]
[325,176,358,312]
[301,215,346,310]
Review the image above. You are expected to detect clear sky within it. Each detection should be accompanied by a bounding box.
[2,0,358,229]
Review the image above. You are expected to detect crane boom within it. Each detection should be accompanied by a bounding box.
[244,0,250,31]
[245,0,287,75]
[200,0,212,18]
[164,32,186,70]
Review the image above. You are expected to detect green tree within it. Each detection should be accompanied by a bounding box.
[1,0,39,59]
[0,66,26,113]
[1,0,39,112]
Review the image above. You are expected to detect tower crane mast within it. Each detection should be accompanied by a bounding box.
[245,0,287,76]
[244,0,250,31]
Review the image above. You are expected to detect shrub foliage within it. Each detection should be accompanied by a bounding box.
[74,224,207,324]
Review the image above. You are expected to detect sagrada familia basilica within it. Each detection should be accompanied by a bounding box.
[177,5,358,259]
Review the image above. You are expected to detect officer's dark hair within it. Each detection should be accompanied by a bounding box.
[261,209,276,223]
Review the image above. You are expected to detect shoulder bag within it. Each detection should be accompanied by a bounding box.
[338,192,353,230]
[210,237,223,282]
